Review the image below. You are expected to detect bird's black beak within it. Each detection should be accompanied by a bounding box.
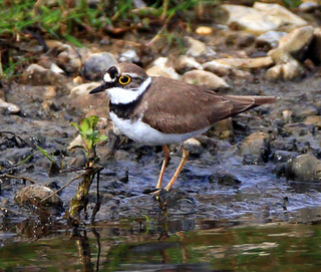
[89,82,112,94]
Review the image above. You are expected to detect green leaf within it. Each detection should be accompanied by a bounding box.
[80,118,90,132]
[99,135,108,141]
[36,145,55,164]
[88,115,99,128]
[70,121,80,131]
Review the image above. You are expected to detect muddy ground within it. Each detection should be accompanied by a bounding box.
[2,65,321,227]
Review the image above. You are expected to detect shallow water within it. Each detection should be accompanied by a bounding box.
[2,217,321,271]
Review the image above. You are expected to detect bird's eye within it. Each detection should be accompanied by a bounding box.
[119,75,131,85]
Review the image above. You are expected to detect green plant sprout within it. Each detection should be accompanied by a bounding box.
[70,115,107,159]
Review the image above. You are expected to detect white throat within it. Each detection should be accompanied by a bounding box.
[106,76,152,104]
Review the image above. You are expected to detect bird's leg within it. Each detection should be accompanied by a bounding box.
[156,145,170,189]
[164,146,189,191]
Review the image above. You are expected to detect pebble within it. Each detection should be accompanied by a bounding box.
[0,98,21,114]
[84,52,117,80]
[284,153,321,182]
[175,55,203,73]
[195,26,213,35]
[119,49,140,63]
[238,132,271,164]
[256,30,287,49]
[185,36,216,57]
[146,57,180,80]
[15,185,63,214]
[182,70,229,90]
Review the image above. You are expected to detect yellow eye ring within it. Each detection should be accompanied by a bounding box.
[119,75,131,85]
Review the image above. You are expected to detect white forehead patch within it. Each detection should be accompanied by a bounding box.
[107,76,151,105]
[103,72,113,82]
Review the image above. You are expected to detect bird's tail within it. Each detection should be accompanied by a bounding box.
[224,95,277,116]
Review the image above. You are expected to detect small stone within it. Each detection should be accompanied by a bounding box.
[217,172,242,186]
[182,70,228,90]
[183,138,204,156]
[21,63,67,86]
[50,63,65,75]
[285,153,321,182]
[184,36,216,58]
[209,118,233,139]
[202,60,232,76]
[15,185,63,213]
[256,31,287,49]
[0,98,21,114]
[195,26,212,35]
[265,58,304,80]
[84,52,117,80]
[271,150,299,163]
[282,110,292,122]
[214,57,274,69]
[44,86,57,100]
[231,69,252,81]
[68,82,109,114]
[41,100,57,113]
[304,116,321,128]
[238,132,271,164]
[299,1,318,12]
[175,55,203,73]
[73,76,83,85]
[146,57,180,80]
[277,26,314,56]
[119,49,140,63]
[225,32,256,48]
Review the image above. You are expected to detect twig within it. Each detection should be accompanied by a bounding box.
[40,173,84,203]
[91,169,101,223]
[2,174,36,184]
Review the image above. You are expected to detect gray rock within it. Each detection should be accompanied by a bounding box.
[21,63,67,86]
[68,82,109,114]
[238,132,271,164]
[271,150,299,163]
[285,153,321,182]
[15,185,63,212]
[217,172,242,186]
[119,49,140,63]
[225,32,256,48]
[183,138,204,156]
[257,31,287,49]
[84,52,117,80]
[298,1,318,13]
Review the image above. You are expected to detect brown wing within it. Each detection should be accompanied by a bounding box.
[140,77,276,134]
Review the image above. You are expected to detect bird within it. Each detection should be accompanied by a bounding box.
[89,62,276,192]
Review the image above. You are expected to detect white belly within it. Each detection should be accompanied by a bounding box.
[110,112,208,146]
